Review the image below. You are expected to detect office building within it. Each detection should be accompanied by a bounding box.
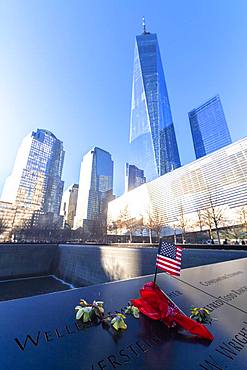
[0,201,36,240]
[1,129,65,217]
[108,137,247,235]
[60,184,79,228]
[74,147,113,229]
[0,201,16,241]
[125,163,146,192]
[129,19,181,182]
[189,95,232,159]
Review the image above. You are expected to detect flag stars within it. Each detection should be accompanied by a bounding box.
[159,241,176,260]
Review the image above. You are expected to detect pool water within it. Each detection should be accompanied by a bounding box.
[0,275,72,301]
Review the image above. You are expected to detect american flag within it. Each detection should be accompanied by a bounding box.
[156,240,182,276]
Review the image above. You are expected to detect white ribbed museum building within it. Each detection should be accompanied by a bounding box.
[107,137,247,236]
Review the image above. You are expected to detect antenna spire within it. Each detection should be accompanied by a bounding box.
[142,16,147,34]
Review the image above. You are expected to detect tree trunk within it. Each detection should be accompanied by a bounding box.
[208,226,212,239]
[213,219,221,245]
[174,227,177,244]
[216,228,221,245]
[182,228,186,243]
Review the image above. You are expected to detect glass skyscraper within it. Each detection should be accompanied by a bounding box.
[189,95,232,159]
[60,184,79,228]
[1,129,64,215]
[129,21,181,182]
[74,147,113,228]
[125,163,146,192]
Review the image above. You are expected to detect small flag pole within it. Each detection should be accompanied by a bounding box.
[153,237,161,287]
[153,266,158,286]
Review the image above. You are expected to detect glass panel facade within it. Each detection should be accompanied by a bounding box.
[125,163,146,192]
[1,129,64,216]
[75,147,113,228]
[60,184,79,228]
[189,95,232,159]
[130,31,181,182]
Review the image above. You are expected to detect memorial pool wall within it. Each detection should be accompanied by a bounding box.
[1,243,247,287]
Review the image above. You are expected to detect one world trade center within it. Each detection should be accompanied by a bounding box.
[129,19,181,182]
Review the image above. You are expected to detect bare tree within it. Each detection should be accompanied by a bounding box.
[201,193,226,245]
[125,217,143,243]
[112,206,140,243]
[107,222,117,234]
[175,205,189,243]
[223,225,242,242]
[143,207,166,244]
[201,209,214,239]
[195,209,204,232]
[239,206,247,233]
[114,206,131,240]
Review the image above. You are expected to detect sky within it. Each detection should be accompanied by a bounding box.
[0,0,247,197]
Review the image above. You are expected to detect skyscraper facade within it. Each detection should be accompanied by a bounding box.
[189,95,232,159]
[1,129,64,215]
[60,184,79,228]
[125,163,146,192]
[0,201,16,241]
[129,21,181,182]
[74,147,113,228]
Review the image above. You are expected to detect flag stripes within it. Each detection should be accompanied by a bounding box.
[156,241,182,276]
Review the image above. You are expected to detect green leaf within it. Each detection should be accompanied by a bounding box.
[111,315,127,331]
[118,319,127,330]
[76,307,84,320]
[117,313,126,319]
[124,306,132,314]
[83,311,91,323]
[92,300,104,316]
[82,307,92,322]
[124,305,139,318]
[132,307,140,318]
[112,321,120,331]
[190,306,212,324]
